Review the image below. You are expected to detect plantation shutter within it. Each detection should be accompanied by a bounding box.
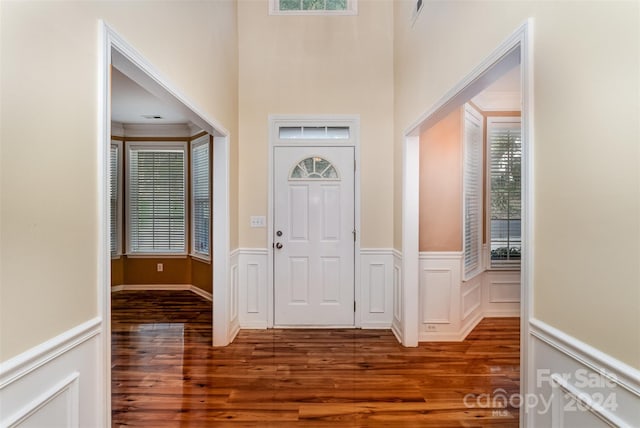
[191,137,210,257]
[489,118,521,269]
[110,143,119,255]
[463,105,484,279]
[128,144,186,254]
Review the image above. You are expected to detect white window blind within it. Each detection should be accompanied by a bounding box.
[191,137,210,259]
[110,142,121,256]
[488,118,521,269]
[127,143,187,254]
[463,105,484,279]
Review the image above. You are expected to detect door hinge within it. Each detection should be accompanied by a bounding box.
[354,301,356,312]
[354,159,356,172]
[353,229,356,242]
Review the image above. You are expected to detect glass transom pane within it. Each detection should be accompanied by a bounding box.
[289,156,339,180]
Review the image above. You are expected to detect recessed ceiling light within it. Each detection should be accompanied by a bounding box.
[141,114,163,120]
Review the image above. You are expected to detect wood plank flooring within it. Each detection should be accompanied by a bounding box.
[112,290,520,427]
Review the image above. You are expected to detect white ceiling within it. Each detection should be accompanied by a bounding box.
[471,65,521,111]
[111,67,191,125]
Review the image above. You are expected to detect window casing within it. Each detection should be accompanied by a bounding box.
[269,0,357,15]
[126,142,187,255]
[463,105,484,280]
[487,117,521,269]
[191,136,210,260]
[110,141,123,257]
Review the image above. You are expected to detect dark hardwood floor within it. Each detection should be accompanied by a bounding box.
[112,290,520,427]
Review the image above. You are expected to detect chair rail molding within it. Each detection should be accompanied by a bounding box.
[0,318,102,427]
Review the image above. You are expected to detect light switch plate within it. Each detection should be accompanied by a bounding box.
[250,216,266,228]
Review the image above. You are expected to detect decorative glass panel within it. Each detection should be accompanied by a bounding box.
[290,156,339,180]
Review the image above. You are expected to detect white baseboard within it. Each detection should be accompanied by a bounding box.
[111,284,212,301]
[529,318,640,427]
[0,318,103,427]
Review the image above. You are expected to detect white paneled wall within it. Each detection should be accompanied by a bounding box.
[391,250,403,341]
[0,319,103,427]
[237,249,269,329]
[360,249,395,328]
[236,249,397,330]
[419,252,520,341]
[529,320,640,427]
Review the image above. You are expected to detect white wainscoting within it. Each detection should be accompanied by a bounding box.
[236,248,398,331]
[360,249,395,328]
[419,252,466,341]
[237,248,269,329]
[529,319,640,427]
[0,318,103,427]
[483,270,520,317]
[391,250,403,342]
[418,252,520,341]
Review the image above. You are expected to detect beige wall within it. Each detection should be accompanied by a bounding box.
[237,0,394,249]
[394,0,640,367]
[0,1,238,361]
[419,108,463,252]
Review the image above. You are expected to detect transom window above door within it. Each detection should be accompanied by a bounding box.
[290,156,339,180]
[270,0,357,15]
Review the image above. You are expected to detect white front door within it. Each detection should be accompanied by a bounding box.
[274,146,355,326]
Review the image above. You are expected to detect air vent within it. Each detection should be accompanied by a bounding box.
[141,114,163,120]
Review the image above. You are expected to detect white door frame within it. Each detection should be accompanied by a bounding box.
[267,115,361,328]
[401,20,534,427]
[98,21,233,426]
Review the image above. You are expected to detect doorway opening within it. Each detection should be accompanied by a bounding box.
[400,20,533,427]
[99,21,233,424]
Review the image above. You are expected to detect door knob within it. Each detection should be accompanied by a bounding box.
[275,242,283,249]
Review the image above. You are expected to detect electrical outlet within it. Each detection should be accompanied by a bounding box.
[157,263,163,272]
[426,324,437,331]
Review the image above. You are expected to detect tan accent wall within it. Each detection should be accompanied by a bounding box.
[124,257,191,285]
[0,1,237,361]
[394,1,640,368]
[111,258,125,287]
[419,107,463,252]
[191,259,212,294]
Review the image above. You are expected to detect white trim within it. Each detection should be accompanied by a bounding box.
[268,115,361,329]
[550,373,627,428]
[530,319,640,397]
[0,321,101,427]
[360,248,397,256]
[0,318,102,389]
[121,123,192,138]
[191,134,211,261]
[3,372,80,428]
[401,135,420,346]
[124,254,189,259]
[237,248,269,256]
[111,284,213,302]
[125,141,189,256]
[402,19,534,426]
[268,0,358,16]
[419,251,464,261]
[110,140,123,257]
[99,21,233,425]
